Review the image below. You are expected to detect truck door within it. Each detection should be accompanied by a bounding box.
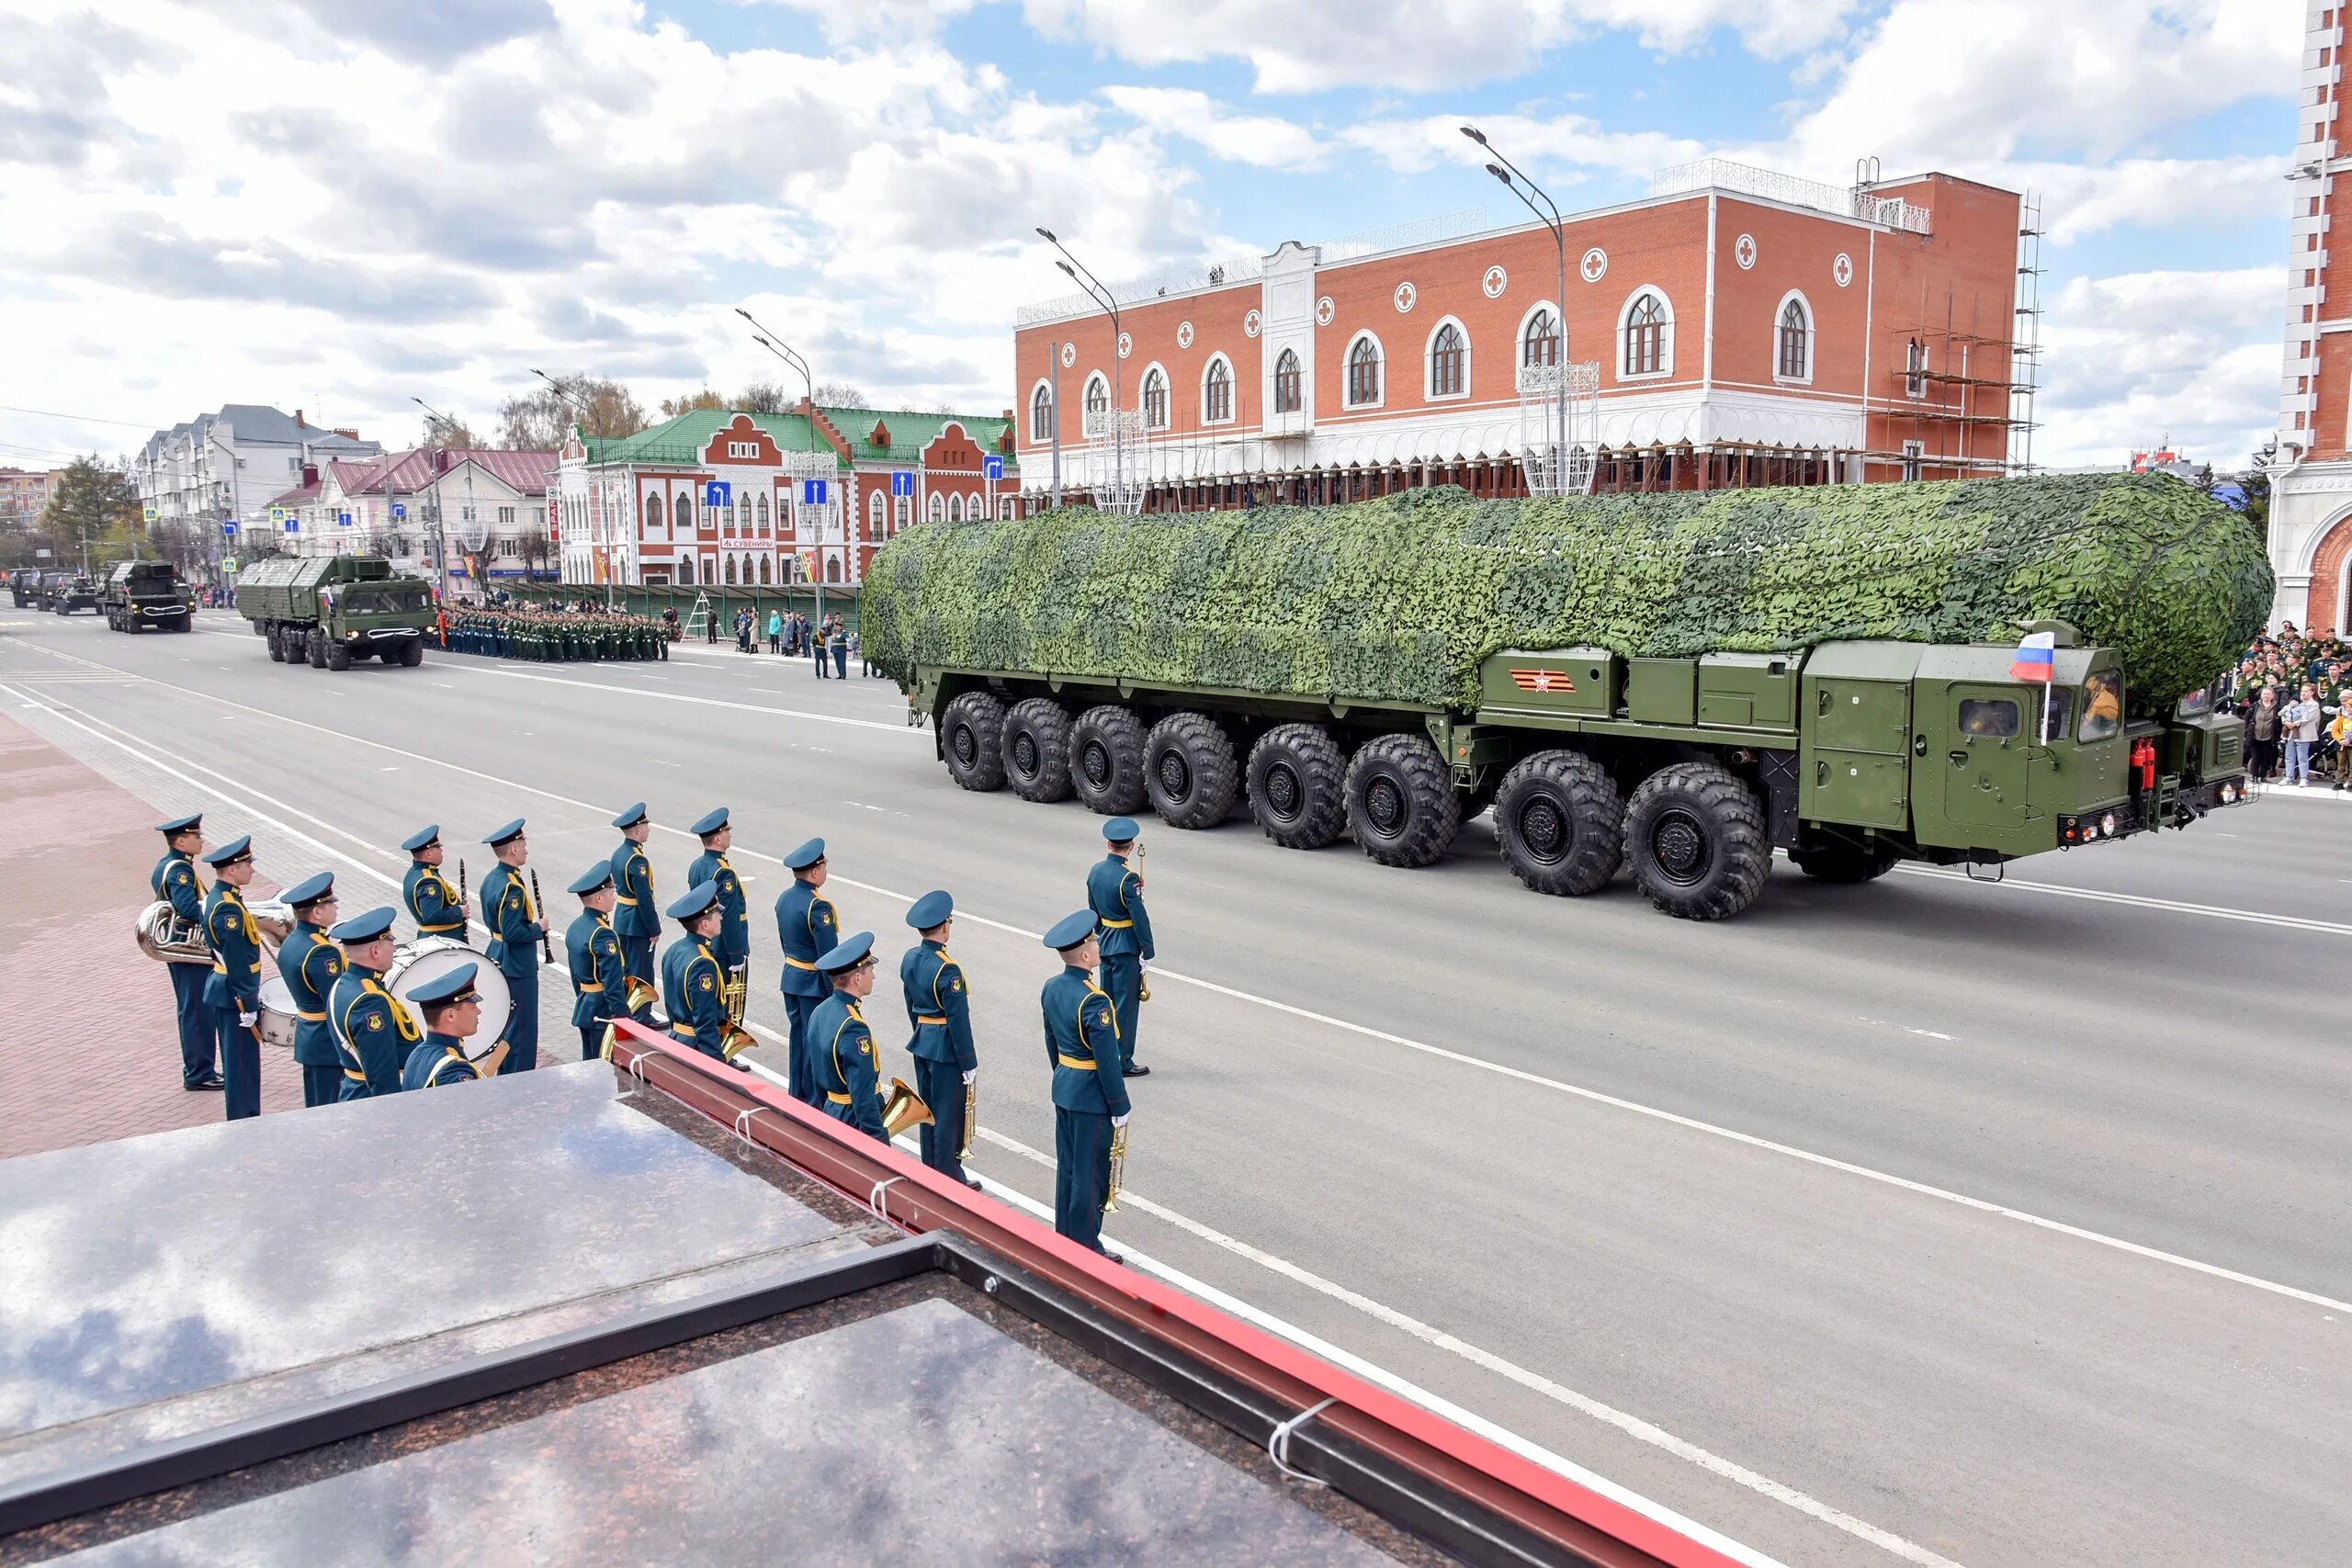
[1939,684,2035,831]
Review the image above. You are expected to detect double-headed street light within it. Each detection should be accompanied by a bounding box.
[410,395,455,600]
[734,306,825,625]
[1461,126,1571,490]
[532,367,613,605]
[1036,227,1125,501]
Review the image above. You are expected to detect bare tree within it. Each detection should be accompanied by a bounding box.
[498,375,648,448]
[811,381,872,408]
[659,388,726,417]
[422,416,481,448]
[737,381,789,413]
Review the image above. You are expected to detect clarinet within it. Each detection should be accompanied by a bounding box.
[529,867,554,963]
[458,860,469,935]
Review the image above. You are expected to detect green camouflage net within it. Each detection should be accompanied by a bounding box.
[862,475,2272,712]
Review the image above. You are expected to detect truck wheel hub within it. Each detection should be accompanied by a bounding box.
[1012,733,1038,776]
[1651,809,1710,884]
[1264,761,1301,818]
[1080,740,1112,786]
[1521,797,1566,861]
[951,726,978,766]
[1364,777,1405,833]
[1157,750,1193,799]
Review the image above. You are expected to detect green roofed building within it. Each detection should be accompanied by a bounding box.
[553,400,1020,591]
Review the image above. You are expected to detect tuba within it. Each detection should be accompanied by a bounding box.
[719,1022,758,1064]
[880,1077,933,1139]
[135,900,211,964]
[623,974,662,1020]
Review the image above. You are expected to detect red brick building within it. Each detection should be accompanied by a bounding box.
[1015,161,2025,509]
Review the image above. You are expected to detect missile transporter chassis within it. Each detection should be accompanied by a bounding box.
[234,556,435,671]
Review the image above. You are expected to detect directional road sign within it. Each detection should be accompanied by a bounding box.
[984,456,1004,481]
[704,480,731,508]
[283,520,300,534]
[220,522,239,536]
[890,470,914,498]
[392,502,407,519]
[801,479,830,506]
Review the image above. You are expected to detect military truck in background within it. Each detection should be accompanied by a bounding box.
[7,569,40,607]
[101,560,191,632]
[234,555,435,670]
[39,571,99,615]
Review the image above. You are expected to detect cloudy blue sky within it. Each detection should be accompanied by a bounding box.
[0,0,2304,472]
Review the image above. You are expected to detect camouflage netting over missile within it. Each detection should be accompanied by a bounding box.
[861,475,2273,713]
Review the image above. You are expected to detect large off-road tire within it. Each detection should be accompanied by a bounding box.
[1791,840,1901,884]
[1143,711,1239,829]
[941,691,1008,792]
[325,639,351,671]
[1246,723,1347,849]
[1494,749,1625,896]
[1003,698,1074,803]
[266,627,286,662]
[1069,705,1148,816]
[307,629,328,669]
[173,614,191,632]
[399,637,424,667]
[1343,732,1462,867]
[1623,761,1771,920]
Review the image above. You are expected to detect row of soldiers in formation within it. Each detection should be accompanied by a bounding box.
[149,805,1159,1257]
[442,604,673,661]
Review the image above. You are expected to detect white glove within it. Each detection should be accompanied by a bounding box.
[238,1010,258,1028]
[961,1069,976,1085]
[1112,1112,1130,1128]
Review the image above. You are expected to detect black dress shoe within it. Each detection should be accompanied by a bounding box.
[1121,1064,1151,1077]
[1098,1249,1125,1266]
[959,1176,983,1190]
[184,1075,223,1091]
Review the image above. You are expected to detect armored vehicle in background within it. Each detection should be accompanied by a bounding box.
[234,555,435,670]
[102,560,191,633]
[40,571,99,614]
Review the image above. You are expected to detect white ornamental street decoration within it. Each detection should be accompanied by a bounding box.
[1117,331,1133,360]
[1482,265,1508,299]
[1315,296,1336,327]
[1735,233,1758,271]
[1176,321,1194,349]
[1833,253,1854,288]
[1243,309,1262,338]
[1579,247,1608,284]
[1394,280,1417,313]
[1059,343,1077,368]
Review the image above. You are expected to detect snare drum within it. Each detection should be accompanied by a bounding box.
[255,976,300,1049]
[386,936,512,1047]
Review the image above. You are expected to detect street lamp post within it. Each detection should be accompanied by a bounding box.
[1035,229,1124,505]
[1461,127,1570,493]
[410,397,454,604]
[532,368,614,607]
[735,308,825,630]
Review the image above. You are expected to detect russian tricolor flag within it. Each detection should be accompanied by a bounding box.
[2009,630,2056,683]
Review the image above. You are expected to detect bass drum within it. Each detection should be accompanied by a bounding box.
[255,976,300,1049]
[386,936,512,1051]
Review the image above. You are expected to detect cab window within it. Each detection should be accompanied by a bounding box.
[1958,697,2019,739]
[2177,687,2211,718]
[2034,687,2074,743]
[2079,669,2124,742]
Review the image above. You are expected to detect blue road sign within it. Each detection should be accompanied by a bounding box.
[801,479,830,506]
[337,511,353,526]
[890,470,914,498]
[283,520,300,534]
[391,502,407,520]
[704,480,731,508]
[220,521,239,536]
[984,456,1004,481]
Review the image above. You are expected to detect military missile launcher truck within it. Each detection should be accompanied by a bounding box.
[234,555,435,671]
[101,559,191,633]
[863,476,2267,920]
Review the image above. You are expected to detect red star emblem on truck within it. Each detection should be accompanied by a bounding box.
[1510,669,1575,693]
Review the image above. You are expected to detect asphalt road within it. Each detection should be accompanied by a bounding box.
[5,607,2346,1568]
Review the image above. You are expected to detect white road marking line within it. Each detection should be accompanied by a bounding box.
[1895,864,2352,937]
[1905,1028,1952,1042]
[17,658,2349,1315]
[454,665,914,733]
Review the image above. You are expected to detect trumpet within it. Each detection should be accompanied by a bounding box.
[1102,1119,1129,1214]
[959,1076,976,1162]
[881,1077,933,1139]
[723,964,747,1026]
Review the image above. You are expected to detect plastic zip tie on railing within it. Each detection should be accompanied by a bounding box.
[867,1175,903,1224]
[1267,1395,1339,1485]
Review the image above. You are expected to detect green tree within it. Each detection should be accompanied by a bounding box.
[42,456,142,573]
[659,387,726,418]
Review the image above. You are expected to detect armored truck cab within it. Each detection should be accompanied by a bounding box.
[102,560,190,633]
[235,555,434,671]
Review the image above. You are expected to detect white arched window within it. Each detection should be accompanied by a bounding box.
[1141,365,1169,430]
[759,555,771,585]
[1618,288,1674,378]
[1202,355,1233,423]
[1272,349,1302,414]
[1082,375,1109,436]
[755,492,770,533]
[678,556,695,585]
[675,491,695,529]
[1031,381,1055,444]
[725,494,738,533]
[1426,319,1468,400]
[1520,305,1561,369]
[929,491,946,523]
[644,491,665,530]
[868,490,887,536]
[1345,333,1383,408]
[948,492,964,523]
[896,495,910,529]
[1775,292,1813,384]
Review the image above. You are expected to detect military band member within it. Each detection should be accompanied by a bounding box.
[1085,818,1155,1077]
[401,963,490,1090]
[277,872,345,1109]
[200,836,266,1122]
[478,818,545,1074]
[900,890,978,1187]
[661,881,729,1062]
[566,863,634,1061]
[401,825,467,939]
[607,802,658,983]
[153,812,219,1090]
[328,907,421,1100]
[774,837,840,1105]
[685,807,748,1021]
[1042,910,1130,1260]
[808,933,886,1142]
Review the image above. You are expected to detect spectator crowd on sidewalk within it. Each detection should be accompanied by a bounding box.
[2222,624,2352,790]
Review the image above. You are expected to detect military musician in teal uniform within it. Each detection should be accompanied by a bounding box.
[401,963,489,1090]
[565,863,635,1060]
[276,872,346,1109]
[401,825,467,939]
[808,932,886,1143]
[775,837,840,1105]
[200,835,266,1121]
[685,807,748,1022]
[327,907,422,1100]
[478,818,545,1073]
[899,890,979,1187]
[153,812,218,1090]
[661,881,730,1062]
[1085,818,1154,1077]
[607,802,658,984]
[1042,910,1131,1260]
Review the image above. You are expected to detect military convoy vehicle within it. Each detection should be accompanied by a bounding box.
[234,555,435,670]
[39,571,99,615]
[7,568,40,607]
[101,559,191,632]
[864,477,2266,920]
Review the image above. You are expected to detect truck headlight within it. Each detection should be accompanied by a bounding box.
[2100,812,2118,837]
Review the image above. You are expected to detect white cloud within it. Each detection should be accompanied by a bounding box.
[1101,85,1328,169]
[2035,268,2281,468]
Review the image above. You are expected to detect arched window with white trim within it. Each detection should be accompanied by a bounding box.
[644,491,664,530]
[1202,355,1233,423]
[1775,293,1813,383]
[759,555,771,585]
[1619,288,1673,378]
[1082,375,1109,436]
[1272,349,1301,414]
[676,491,695,529]
[1521,306,1560,368]
[948,492,964,523]
[896,495,910,530]
[755,492,771,533]
[1031,381,1055,444]
[1141,366,1168,430]
[1427,319,1467,400]
[868,489,886,536]
[929,491,946,523]
[1346,333,1383,408]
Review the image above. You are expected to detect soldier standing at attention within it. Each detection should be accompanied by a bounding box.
[327,907,421,1100]
[1041,911,1129,1261]
[685,807,749,1021]
[808,933,885,1142]
[565,863,631,1060]
[276,872,345,1109]
[478,818,546,1073]
[661,881,729,1062]
[401,963,491,1089]
[200,835,266,1122]
[1085,818,1155,1077]
[607,803,658,983]
[899,890,978,1187]
[401,826,467,940]
[153,812,219,1091]
[774,837,839,1105]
